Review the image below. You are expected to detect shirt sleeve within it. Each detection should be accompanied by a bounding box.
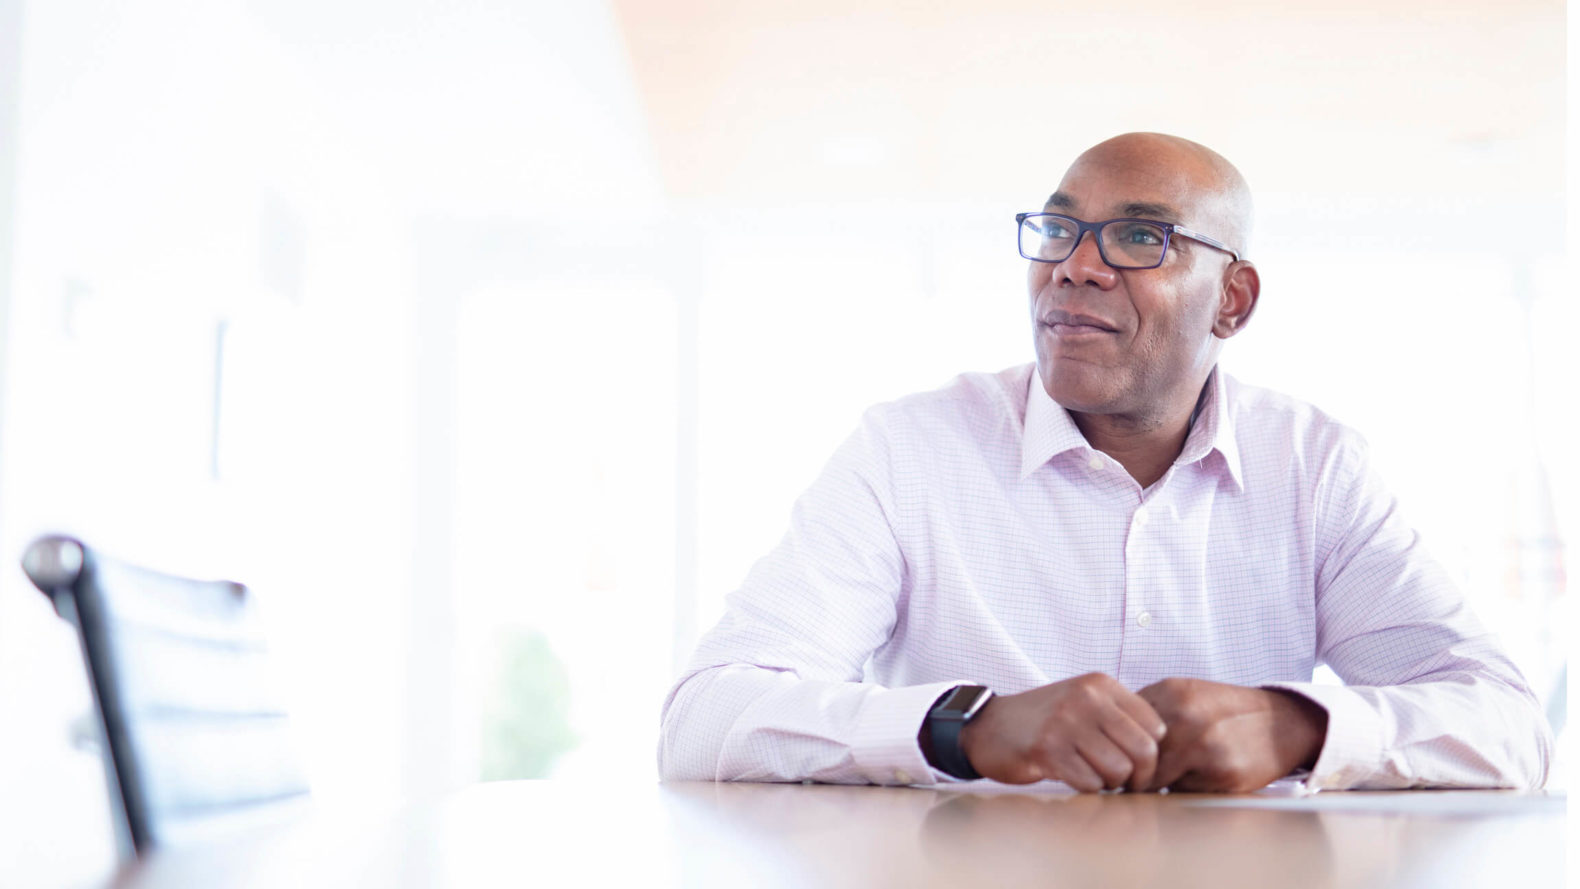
[1266,436,1554,790]
[658,407,962,785]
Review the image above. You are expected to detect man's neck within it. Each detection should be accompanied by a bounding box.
[1071,380,1210,490]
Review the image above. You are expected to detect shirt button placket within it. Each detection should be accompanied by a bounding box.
[1129,506,1150,632]
[1121,497,1156,681]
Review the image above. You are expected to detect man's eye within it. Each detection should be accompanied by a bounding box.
[1043,221,1075,239]
[1117,224,1164,245]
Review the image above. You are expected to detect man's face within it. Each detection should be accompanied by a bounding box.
[1028,145,1237,421]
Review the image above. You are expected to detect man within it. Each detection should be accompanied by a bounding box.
[658,133,1552,792]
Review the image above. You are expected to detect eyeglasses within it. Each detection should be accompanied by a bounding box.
[1016,212,1242,270]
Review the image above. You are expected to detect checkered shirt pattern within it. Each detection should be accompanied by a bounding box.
[659,364,1552,790]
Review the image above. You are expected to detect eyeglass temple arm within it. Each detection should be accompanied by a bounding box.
[1171,225,1241,262]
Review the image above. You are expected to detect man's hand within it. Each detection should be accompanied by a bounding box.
[1135,678,1328,793]
[959,673,1167,792]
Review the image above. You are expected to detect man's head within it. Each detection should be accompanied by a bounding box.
[1027,132,1259,426]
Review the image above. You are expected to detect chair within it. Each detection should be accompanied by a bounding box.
[22,535,311,860]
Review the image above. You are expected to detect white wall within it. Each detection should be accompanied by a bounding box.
[0,1,668,884]
[0,2,415,883]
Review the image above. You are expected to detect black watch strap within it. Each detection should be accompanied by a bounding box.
[926,685,993,780]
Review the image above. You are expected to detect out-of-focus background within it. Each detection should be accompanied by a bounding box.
[0,0,1570,884]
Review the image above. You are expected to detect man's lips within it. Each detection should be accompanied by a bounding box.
[1040,311,1119,335]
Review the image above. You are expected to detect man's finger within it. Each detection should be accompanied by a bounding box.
[1049,748,1107,793]
[1097,706,1161,791]
[1072,732,1136,790]
[1168,772,1211,793]
[1146,739,1195,792]
[1117,687,1169,742]
[998,761,1046,785]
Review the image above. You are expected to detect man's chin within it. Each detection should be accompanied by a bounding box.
[1038,364,1124,415]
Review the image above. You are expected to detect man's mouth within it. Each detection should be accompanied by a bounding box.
[1041,311,1119,335]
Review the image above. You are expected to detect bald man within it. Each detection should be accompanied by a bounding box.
[659,134,1551,792]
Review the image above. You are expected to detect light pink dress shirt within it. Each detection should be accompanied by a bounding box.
[659,364,1551,790]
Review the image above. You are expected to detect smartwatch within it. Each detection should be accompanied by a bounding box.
[924,685,994,780]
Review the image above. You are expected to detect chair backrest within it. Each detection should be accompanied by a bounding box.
[22,535,311,860]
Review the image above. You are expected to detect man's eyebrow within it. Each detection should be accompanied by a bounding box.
[1119,201,1180,222]
[1044,192,1075,210]
[1042,194,1183,223]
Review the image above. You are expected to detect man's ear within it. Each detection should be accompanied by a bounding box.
[1213,261,1259,339]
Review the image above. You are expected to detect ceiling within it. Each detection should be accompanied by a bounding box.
[610,0,1566,207]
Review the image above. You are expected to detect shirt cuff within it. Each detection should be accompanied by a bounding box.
[850,680,968,786]
[1262,681,1383,791]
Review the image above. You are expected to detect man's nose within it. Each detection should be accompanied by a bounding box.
[1057,231,1120,289]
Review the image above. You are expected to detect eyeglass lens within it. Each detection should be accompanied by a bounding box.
[1019,215,1168,269]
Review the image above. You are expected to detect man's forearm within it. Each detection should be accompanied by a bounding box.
[1266,673,1552,791]
[659,663,957,784]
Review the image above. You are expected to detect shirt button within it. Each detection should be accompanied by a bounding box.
[1137,611,1153,628]
[895,769,913,784]
[1134,506,1150,525]
[1087,455,1104,471]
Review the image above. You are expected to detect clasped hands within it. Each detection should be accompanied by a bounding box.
[959,673,1328,793]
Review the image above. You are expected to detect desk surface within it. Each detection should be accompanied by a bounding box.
[116,781,1565,888]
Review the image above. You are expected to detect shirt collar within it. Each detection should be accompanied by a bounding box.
[1177,368,1244,492]
[1020,371,1096,479]
[1019,366,1245,491]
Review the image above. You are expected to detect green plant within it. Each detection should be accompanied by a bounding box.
[479,628,578,781]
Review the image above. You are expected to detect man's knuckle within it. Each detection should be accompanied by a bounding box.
[1030,732,1065,761]
[1107,758,1135,786]
[1224,749,1253,780]
[1075,672,1112,693]
[1202,729,1232,760]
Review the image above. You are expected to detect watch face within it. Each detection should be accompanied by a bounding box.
[937,685,991,718]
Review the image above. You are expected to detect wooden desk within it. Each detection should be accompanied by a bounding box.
[114,781,1565,888]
